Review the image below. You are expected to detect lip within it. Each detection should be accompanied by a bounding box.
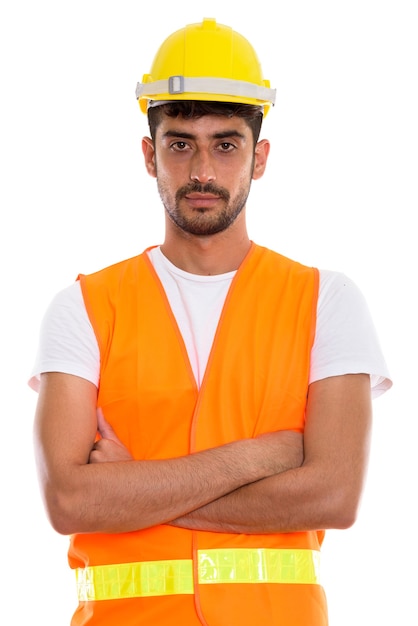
[184,193,221,209]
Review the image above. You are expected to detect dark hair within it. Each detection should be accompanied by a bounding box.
[147,101,264,146]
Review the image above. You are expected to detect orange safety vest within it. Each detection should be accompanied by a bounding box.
[72,242,326,625]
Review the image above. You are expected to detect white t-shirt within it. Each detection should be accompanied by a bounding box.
[30,247,392,398]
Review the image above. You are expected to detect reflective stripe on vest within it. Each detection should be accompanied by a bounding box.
[76,548,320,601]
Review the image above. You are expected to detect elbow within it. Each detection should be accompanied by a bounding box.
[331,508,358,530]
[49,511,78,536]
[325,489,363,530]
[43,487,85,535]
[46,505,77,536]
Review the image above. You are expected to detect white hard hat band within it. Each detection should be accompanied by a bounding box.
[136,76,276,106]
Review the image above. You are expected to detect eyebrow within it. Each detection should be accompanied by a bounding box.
[162,130,246,141]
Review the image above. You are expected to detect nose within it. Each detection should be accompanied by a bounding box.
[190,150,216,183]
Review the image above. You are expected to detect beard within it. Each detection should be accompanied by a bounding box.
[157,180,251,236]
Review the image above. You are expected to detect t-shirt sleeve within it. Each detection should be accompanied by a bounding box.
[28,281,100,392]
[309,270,392,398]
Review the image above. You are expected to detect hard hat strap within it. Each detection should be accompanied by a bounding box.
[136,76,276,106]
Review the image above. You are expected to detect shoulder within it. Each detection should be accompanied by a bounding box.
[318,269,368,308]
[253,245,319,288]
[40,281,92,340]
[313,270,392,397]
[256,244,316,270]
[79,252,148,285]
[43,281,85,317]
[319,269,363,295]
[317,270,380,330]
[30,281,100,391]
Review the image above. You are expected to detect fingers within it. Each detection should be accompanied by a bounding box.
[89,431,134,463]
[96,407,119,443]
[95,408,133,462]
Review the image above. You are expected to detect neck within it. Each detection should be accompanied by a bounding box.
[161,219,251,276]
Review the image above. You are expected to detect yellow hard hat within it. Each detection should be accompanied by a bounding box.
[136,18,276,116]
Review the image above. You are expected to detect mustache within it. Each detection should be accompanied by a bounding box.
[175,182,230,203]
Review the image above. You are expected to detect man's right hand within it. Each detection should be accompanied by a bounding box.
[89,408,134,464]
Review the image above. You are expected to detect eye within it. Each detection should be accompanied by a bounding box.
[171,141,189,151]
[217,142,236,152]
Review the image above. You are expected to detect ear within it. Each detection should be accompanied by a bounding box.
[252,139,270,180]
[142,136,157,178]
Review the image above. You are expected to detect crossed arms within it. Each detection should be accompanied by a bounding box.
[33,371,372,536]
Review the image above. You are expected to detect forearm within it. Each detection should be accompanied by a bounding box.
[181,373,372,536]
[34,371,303,537]
[170,461,364,534]
[41,435,296,536]
[169,468,305,534]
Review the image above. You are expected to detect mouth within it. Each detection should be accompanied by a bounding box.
[184,193,221,210]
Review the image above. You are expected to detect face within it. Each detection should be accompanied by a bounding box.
[142,114,269,237]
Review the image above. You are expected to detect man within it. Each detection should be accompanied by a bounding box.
[30,18,391,626]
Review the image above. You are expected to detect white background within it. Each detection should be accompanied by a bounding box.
[1,1,416,624]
